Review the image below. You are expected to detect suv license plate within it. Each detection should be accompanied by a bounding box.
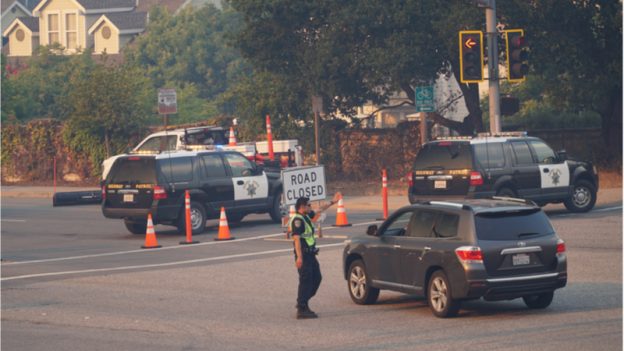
[123,194,134,202]
[512,253,530,266]
[434,180,447,189]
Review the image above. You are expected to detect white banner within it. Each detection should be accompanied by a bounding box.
[281,166,326,205]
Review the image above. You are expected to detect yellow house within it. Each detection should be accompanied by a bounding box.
[88,12,146,54]
[3,0,146,56]
[1,1,37,33]
[3,17,39,56]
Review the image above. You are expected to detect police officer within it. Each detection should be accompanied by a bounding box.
[290,193,341,319]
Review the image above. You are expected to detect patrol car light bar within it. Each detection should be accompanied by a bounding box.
[435,136,473,141]
[477,131,527,138]
[129,150,161,155]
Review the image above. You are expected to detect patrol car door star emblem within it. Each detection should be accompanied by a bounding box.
[549,168,561,186]
[243,180,259,197]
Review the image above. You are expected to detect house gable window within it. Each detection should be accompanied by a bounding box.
[65,13,77,49]
[101,25,111,40]
[48,13,59,44]
[16,29,25,41]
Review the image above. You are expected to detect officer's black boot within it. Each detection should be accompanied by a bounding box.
[304,303,317,316]
[296,304,318,319]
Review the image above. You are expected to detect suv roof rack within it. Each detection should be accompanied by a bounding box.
[425,201,473,211]
[490,196,537,206]
[476,131,527,138]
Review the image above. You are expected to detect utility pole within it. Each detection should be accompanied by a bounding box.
[484,0,501,133]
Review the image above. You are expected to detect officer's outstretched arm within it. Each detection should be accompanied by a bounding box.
[311,192,342,222]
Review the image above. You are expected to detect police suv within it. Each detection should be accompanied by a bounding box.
[407,132,599,212]
[101,150,284,235]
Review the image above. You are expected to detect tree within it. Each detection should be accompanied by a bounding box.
[230,0,486,134]
[498,0,622,161]
[125,4,247,123]
[62,56,153,172]
[1,44,78,123]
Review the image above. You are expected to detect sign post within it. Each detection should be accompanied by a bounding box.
[158,88,177,150]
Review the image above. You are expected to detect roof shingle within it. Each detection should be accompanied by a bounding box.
[103,12,147,31]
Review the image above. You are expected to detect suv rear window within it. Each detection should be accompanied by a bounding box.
[473,143,506,169]
[158,157,194,183]
[414,142,472,169]
[108,157,157,183]
[474,209,554,240]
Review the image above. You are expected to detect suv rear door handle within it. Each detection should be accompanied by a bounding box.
[237,180,244,185]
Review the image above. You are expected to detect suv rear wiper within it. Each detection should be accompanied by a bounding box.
[516,232,542,238]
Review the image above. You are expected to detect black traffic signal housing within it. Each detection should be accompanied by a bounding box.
[459,30,484,83]
[505,29,529,82]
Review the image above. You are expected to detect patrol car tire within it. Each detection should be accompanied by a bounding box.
[427,270,460,318]
[177,201,207,235]
[269,190,283,223]
[347,260,379,305]
[522,291,554,309]
[124,219,147,235]
[564,180,596,213]
[496,187,517,199]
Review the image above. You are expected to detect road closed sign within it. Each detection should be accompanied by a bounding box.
[282,166,326,205]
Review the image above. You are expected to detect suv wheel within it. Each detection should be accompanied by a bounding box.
[564,180,596,213]
[428,270,460,318]
[496,187,517,198]
[523,291,554,309]
[347,260,379,305]
[124,219,147,235]
[269,189,284,223]
[177,201,207,235]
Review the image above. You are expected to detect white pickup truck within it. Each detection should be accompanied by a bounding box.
[101,126,301,179]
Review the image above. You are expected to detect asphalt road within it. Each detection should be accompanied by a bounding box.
[1,191,622,351]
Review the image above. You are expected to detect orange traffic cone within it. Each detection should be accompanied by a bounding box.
[141,213,162,249]
[215,207,235,241]
[266,114,274,161]
[333,196,352,227]
[228,127,237,146]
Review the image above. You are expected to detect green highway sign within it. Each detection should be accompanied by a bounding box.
[415,86,435,112]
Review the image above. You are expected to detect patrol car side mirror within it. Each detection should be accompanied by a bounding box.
[557,150,567,161]
[366,225,378,236]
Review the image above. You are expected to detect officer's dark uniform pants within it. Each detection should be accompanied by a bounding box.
[297,252,322,307]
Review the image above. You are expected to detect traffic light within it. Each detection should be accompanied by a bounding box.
[459,30,484,84]
[505,29,528,82]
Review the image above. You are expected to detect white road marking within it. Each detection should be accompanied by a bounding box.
[591,206,622,213]
[2,219,26,222]
[2,220,379,266]
[1,243,345,281]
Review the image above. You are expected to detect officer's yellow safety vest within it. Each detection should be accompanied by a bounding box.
[288,213,315,247]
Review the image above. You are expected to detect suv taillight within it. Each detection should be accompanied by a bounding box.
[556,239,566,256]
[153,185,167,200]
[470,171,483,186]
[101,185,106,201]
[455,246,483,262]
[407,172,414,187]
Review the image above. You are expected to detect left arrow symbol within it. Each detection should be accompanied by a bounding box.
[464,38,477,49]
